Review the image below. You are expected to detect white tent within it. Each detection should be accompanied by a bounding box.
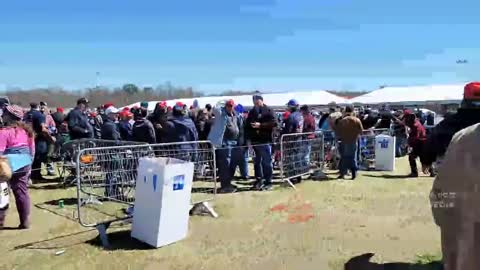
[126,90,348,111]
[349,84,465,105]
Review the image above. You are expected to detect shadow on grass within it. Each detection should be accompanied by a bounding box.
[43,198,78,206]
[13,229,97,251]
[29,183,66,190]
[363,174,414,179]
[345,253,443,270]
[86,230,154,251]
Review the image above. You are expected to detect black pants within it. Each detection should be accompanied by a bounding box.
[408,141,434,175]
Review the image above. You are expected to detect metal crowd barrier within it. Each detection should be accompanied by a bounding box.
[75,140,216,247]
[58,139,146,186]
[279,131,325,188]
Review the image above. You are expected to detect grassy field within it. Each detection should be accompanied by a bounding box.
[0,157,442,270]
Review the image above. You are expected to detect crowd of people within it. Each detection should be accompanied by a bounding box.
[1,82,480,230]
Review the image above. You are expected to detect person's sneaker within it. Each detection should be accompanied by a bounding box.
[252,181,263,191]
[351,171,357,180]
[430,172,437,177]
[261,184,273,191]
[337,175,345,180]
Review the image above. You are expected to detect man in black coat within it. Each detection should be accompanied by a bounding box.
[421,82,480,173]
[245,93,277,191]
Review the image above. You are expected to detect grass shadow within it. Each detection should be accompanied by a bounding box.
[85,230,154,251]
[345,253,443,270]
[43,198,78,206]
[31,177,62,184]
[30,183,67,190]
[363,174,415,179]
[13,229,96,251]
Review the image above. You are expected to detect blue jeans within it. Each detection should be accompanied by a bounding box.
[395,136,407,157]
[231,147,249,178]
[339,142,358,176]
[216,141,238,188]
[252,145,273,185]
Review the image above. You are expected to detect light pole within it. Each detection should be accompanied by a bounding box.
[95,72,100,89]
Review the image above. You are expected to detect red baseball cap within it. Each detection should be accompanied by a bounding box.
[57,107,64,113]
[464,82,480,100]
[158,101,167,108]
[103,103,114,109]
[225,99,235,107]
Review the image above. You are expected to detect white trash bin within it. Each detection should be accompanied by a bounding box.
[131,157,194,248]
[374,134,396,171]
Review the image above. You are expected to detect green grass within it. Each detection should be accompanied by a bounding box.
[0,157,442,270]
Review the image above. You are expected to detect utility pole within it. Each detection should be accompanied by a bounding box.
[95,72,100,89]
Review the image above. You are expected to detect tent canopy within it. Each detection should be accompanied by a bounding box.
[349,84,465,105]
[126,90,348,111]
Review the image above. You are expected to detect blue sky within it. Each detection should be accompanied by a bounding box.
[0,0,478,93]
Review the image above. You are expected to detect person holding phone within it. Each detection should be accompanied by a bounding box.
[245,93,277,191]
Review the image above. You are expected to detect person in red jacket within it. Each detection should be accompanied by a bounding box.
[404,110,429,177]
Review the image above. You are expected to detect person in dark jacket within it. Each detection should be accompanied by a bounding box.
[164,102,199,161]
[30,105,48,181]
[147,101,169,143]
[283,99,303,135]
[392,110,408,157]
[101,107,121,141]
[421,82,480,172]
[195,108,210,140]
[245,93,277,191]
[51,107,65,128]
[282,100,304,184]
[132,107,156,144]
[374,104,393,130]
[164,102,198,144]
[67,98,93,140]
[118,110,133,141]
[230,104,249,180]
[89,109,103,139]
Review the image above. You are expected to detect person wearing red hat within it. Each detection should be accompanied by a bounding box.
[421,82,480,173]
[161,101,198,162]
[103,103,114,110]
[0,104,35,229]
[207,99,243,193]
[118,110,133,141]
[428,84,480,270]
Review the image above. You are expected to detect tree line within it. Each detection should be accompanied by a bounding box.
[3,82,367,108]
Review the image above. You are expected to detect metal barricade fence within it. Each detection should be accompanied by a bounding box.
[358,128,392,170]
[279,131,325,188]
[75,140,216,230]
[58,139,146,186]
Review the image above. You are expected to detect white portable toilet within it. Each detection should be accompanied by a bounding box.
[374,134,396,171]
[131,157,194,248]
